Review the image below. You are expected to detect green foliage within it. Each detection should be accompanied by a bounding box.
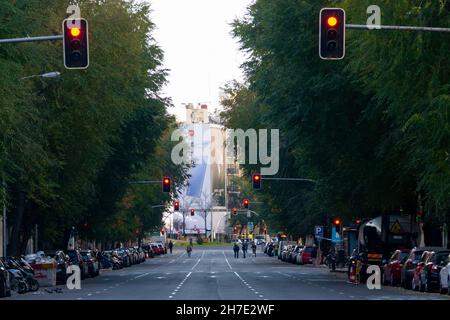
[222,0,450,238]
[0,0,187,253]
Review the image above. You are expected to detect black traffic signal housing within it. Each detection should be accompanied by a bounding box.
[252,174,261,190]
[190,209,195,216]
[232,208,238,216]
[63,18,89,69]
[162,177,171,193]
[319,8,346,60]
[174,201,180,212]
[243,199,249,209]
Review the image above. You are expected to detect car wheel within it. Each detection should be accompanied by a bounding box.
[439,281,445,294]
[412,278,417,291]
[0,279,6,298]
[390,273,395,286]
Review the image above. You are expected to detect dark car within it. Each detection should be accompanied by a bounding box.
[382,249,410,286]
[0,259,11,298]
[80,250,100,277]
[419,249,450,292]
[67,249,88,280]
[46,250,69,284]
[401,247,441,289]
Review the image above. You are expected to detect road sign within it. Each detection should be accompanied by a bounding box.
[315,226,324,238]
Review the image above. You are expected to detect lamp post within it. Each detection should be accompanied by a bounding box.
[19,71,61,81]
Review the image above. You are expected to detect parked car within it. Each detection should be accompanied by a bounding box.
[401,247,429,289]
[439,253,450,295]
[117,249,131,267]
[80,250,100,277]
[289,245,303,264]
[0,259,11,298]
[412,251,432,291]
[45,250,69,284]
[382,249,410,286]
[419,249,450,292]
[298,245,317,265]
[67,249,88,279]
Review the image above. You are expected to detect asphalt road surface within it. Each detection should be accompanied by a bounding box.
[6,246,450,300]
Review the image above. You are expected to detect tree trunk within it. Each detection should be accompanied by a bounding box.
[9,187,26,256]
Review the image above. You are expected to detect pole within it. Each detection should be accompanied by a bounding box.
[261,177,316,183]
[2,175,6,257]
[182,210,186,237]
[0,35,63,44]
[346,24,450,33]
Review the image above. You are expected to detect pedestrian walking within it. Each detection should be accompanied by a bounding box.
[233,242,240,258]
[186,243,193,257]
[242,241,248,259]
[168,240,173,254]
[251,242,257,257]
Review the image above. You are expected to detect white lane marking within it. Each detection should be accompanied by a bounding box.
[223,251,232,270]
[134,272,149,279]
[168,272,192,299]
[87,293,92,296]
[169,260,175,264]
[192,258,201,270]
[234,271,264,300]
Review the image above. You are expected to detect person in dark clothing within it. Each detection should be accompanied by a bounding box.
[251,242,257,257]
[168,241,173,254]
[233,242,240,258]
[242,241,248,258]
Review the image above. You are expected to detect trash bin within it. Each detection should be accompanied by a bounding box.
[32,261,57,287]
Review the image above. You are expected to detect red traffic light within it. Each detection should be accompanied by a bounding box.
[63,18,89,69]
[327,17,338,27]
[243,199,249,209]
[70,27,81,37]
[190,209,195,216]
[252,174,262,189]
[232,208,238,215]
[355,219,362,225]
[333,218,341,226]
[162,176,171,193]
[174,201,180,211]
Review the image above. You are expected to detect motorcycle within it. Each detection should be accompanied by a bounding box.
[5,257,39,292]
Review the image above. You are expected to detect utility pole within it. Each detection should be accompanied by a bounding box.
[2,175,6,257]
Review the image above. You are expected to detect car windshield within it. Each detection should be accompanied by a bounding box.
[434,252,450,264]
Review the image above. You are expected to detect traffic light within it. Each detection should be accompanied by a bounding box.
[252,174,261,190]
[243,199,249,209]
[190,209,195,216]
[319,8,346,60]
[333,218,341,226]
[174,201,180,212]
[232,208,238,216]
[63,18,89,69]
[162,177,171,193]
[416,210,424,223]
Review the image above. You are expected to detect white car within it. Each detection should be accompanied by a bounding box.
[439,253,450,294]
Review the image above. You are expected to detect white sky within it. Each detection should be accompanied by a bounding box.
[148,0,252,121]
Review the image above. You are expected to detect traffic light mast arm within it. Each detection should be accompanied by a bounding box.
[346,24,450,33]
[129,180,162,184]
[0,35,63,44]
[261,177,316,183]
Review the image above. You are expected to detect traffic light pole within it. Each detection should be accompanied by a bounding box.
[346,24,450,33]
[0,35,63,44]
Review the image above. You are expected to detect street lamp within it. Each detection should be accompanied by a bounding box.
[19,71,61,81]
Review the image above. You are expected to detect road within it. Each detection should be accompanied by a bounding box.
[6,246,450,300]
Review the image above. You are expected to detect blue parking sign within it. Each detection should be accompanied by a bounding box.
[315,226,324,238]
